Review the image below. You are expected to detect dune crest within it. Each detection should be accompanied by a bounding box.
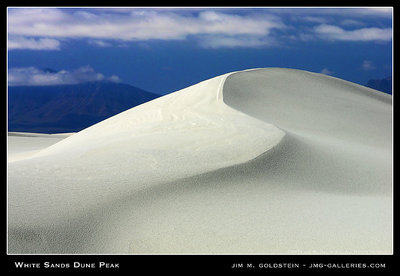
[8,71,284,229]
[32,72,284,165]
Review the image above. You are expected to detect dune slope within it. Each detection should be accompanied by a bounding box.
[8,68,392,254]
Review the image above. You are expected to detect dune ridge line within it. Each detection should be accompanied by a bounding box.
[8,70,285,228]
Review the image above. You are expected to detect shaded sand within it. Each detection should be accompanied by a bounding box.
[8,132,73,162]
[8,68,392,254]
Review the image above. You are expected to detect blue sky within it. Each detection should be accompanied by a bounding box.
[7,7,392,95]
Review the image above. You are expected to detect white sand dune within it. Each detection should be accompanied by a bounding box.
[7,68,392,254]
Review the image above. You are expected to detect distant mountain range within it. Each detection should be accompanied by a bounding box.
[8,81,160,133]
[365,76,392,95]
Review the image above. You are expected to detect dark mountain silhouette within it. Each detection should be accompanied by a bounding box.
[8,81,160,133]
[366,76,392,95]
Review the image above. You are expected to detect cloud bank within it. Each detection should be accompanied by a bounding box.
[7,8,392,50]
[314,24,392,41]
[8,9,284,49]
[8,66,120,86]
[8,36,61,50]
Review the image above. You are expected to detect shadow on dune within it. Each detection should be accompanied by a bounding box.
[8,132,389,254]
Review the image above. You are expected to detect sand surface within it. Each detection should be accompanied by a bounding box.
[8,132,74,162]
[8,68,392,254]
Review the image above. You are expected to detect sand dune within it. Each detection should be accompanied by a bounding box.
[7,68,392,254]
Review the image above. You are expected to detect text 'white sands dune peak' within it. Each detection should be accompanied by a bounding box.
[8,68,391,254]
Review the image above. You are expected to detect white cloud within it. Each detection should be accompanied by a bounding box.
[340,19,364,27]
[269,7,392,19]
[8,8,66,25]
[320,68,334,75]
[199,34,275,48]
[297,32,314,41]
[314,24,392,41]
[362,60,375,71]
[358,7,392,17]
[7,8,285,49]
[108,75,120,82]
[8,66,120,86]
[298,16,328,24]
[88,40,113,47]
[8,9,282,39]
[8,36,60,50]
